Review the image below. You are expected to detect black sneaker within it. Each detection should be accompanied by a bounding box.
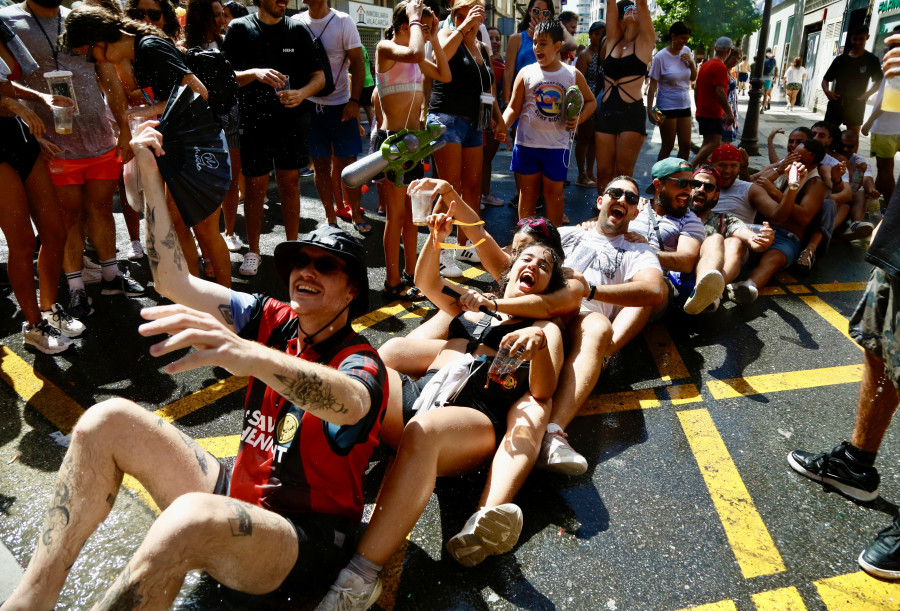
[787,442,880,502]
[68,288,94,319]
[859,514,900,579]
[101,274,145,297]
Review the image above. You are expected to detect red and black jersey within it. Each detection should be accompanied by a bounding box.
[229,295,387,524]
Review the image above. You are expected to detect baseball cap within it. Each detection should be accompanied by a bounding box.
[709,143,742,163]
[651,157,693,180]
[589,20,605,33]
[273,226,370,318]
[715,37,734,51]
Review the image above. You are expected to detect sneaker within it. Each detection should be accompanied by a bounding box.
[456,248,481,265]
[315,568,382,611]
[42,303,85,338]
[683,270,725,315]
[223,233,243,252]
[537,426,588,475]
[787,441,880,502]
[481,193,504,207]
[445,503,523,567]
[725,281,758,305]
[842,220,875,241]
[127,240,145,260]
[68,288,94,319]
[859,514,900,579]
[239,252,261,276]
[299,167,314,178]
[439,250,462,278]
[82,256,101,285]
[702,298,721,314]
[101,273,145,297]
[23,320,72,355]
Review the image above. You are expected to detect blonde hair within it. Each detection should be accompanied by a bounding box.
[450,0,484,18]
[792,56,802,68]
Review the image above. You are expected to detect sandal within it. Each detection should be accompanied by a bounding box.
[794,247,815,274]
[383,280,424,302]
[354,221,373,235]
[335,203,353,221]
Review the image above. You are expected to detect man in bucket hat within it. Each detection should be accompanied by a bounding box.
[4,124,387,610]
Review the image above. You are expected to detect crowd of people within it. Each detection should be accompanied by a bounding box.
[3,0,900,608]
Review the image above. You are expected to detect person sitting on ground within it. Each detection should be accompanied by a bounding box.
[834,128,880,231]
[727,138,824,302]
[811,120,868,240]
[2,123,388,610]
[316,190,565,610]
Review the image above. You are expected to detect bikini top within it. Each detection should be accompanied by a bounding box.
[376,60,424,98]
[602,39,647,102]
[448,312,537,353]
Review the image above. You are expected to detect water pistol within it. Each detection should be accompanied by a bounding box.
[565,85,584,122]
[342,123,447,189]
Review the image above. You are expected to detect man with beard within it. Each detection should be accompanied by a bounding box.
[822,26,883,134]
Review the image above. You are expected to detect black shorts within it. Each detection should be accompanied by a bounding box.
[661,107,691,119]
[372,129,425,185]
[0,116,41,181]
[825,97,867,128]
[239,110,310,177]
[595,99,647,136]
[697,116,724,136]
[361,84,375,108]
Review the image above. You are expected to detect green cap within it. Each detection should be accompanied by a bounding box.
[651,157,693,180]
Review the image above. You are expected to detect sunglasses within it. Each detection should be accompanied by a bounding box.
[128,7,164,21]
[604,187,640,206]
[291,251,346,275]
[623,4,638,14]
[85,43,97,63]
[530,7,551,17]
[662,177,703,189]
[693,182,717,193]
[517,217,552,238]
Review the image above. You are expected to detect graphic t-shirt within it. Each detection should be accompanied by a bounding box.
[627,206,706,253]
[294,9,361,106]
[516,62,577,149]
[648,46,693,110]
[228,294,387,523]
[132,34,191,104]
[824,51,882,98]
[695,57,728,119]
[559,227,661,321]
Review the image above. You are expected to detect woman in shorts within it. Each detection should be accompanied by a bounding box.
[646,21,695,162]
[783,57,806,111]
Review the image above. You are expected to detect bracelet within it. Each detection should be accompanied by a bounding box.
[535,328,547,350]
[409,19,423,27]
[587,284,597,301]
[490,297,498,313]
[348,97,360,105]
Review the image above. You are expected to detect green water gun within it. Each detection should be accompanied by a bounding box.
[342,123,447,189]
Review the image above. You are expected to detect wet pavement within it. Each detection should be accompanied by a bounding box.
[2,93,900,610]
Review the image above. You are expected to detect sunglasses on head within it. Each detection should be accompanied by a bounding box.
[85,43,97,63]
[662,177,703,189]
[291,251,346,275]
[604,187,640,205]
[531,7,551,17]
[128,7,164,21]
[517,217,552,238]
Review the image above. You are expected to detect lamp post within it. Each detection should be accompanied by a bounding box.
[739,0,773,156]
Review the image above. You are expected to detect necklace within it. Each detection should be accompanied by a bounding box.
[25,1,61,70]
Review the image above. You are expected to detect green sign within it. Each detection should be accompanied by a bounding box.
[880,0,900,13]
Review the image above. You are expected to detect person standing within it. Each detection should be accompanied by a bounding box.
[294,0,370,235]
[783,56,806,111]
[761,47,777,111]
[692,37,734,167]
[737,54,749,95]
[222,0,325,276]
[822,26,883,133]
[721,49,740,143]
[646,20,695,162]
[574,19,604,187]
[480,24,506,206]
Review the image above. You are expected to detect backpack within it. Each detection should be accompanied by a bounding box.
[298,12,344,99]
[763,56,776,76]
[185,47,239,115]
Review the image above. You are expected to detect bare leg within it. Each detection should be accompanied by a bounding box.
[517,172,543,220]
[595,132,616,195]
[433,142,464,245]
[313,156,338,225]
[459,145,483,246]
[165,189,200,277]
[722,237,747,284]
[748,249,788,289]
[482,133,501,197]
[833,202,851,230]
[541,177,565,227]
[657,117,677,161]
[334,156,365,226]
[693,134,722,168]
[614,131,646,177]
[383,182,408,288]
[850,350,900,453]
[222,147,241,238]
[24,161,66,310]
[608,305,653,358]
[378,336,445,377]
[83,179,120,265]
[696,232,725,277]
[675,116,692,161]
[274,168,301,242]
[192,210,231,287]
[405,309,453,341]
[850,188,867,222]
[876,157,895,205]
[57,185,86,277]
[1,164,41,324]
[244,174,269,255]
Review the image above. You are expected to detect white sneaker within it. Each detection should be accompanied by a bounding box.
[445,503,523,567]
[239,252,261,276]
[223,233,243,252]
[315,568,382,611]
[42,303,86,338]
[481,193,504,207]
[456,247,481,265]
[536,426,588,475]
[82,256,101,270]
[439,250,462,278]
[683,270,725,315]
[725,280,758,305]
[82,256,101,285]
[127,240,144,261]
[23,320,73,355]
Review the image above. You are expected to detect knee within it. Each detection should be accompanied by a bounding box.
[71,399,146,444]
[378,338,405,369]
[583,313,613,347]
[396,418,438,459]
[142,492,221,565]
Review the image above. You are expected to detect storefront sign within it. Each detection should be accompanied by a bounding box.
[879,0,900,14]
[342,1,393,28]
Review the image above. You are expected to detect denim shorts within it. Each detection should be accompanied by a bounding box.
[426,112,484,148]
[307,102,363,159]
[770,226,802,267]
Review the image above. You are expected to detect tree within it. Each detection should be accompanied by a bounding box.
[653,0,761,53]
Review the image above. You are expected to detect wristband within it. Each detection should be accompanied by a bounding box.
[348,97,360,105]
[535,328,547,350]
[409,19,423,27]
[587,284,597,301]
[490,297,498,313]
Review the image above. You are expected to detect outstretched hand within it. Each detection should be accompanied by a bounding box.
[130,120,166,157]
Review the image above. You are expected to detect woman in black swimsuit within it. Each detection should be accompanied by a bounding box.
[594,0,655,193]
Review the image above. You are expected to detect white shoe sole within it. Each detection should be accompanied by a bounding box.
[858,550,900,580]
[786,451,878,502]
[537,453,588,475]
[24,335,72,355]
[684,271,725,315]
[446,504,523,567]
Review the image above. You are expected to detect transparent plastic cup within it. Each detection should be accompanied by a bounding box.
[410,189,435,226]
[52,104,74,134]
[486,345,525,388]
[276,75,290,92]
[47,157,65,174]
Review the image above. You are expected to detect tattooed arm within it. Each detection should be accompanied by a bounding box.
[132,123,235,328]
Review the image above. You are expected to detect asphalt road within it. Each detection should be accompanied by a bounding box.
[1,95,900,610]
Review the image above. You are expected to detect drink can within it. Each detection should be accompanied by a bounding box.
[788,165,800,190]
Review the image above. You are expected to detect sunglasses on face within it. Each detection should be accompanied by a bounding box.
[693,182,717,193]
[517,217,552,238]
[291,252,346,275]
[604,187,640,205]
[662,177,703,189]
[531,7,551,17]
[128,7,164,21]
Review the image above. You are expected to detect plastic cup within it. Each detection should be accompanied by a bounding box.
[884,79,900,113]
[276,75,290,92]
[410,189,435,226]
[486,345,525,388]
[52,105,73,134]
[47,156,64,174]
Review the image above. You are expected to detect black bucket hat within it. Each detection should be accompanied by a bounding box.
[273,226,370,318]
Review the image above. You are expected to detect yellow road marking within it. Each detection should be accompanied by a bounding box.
[153,377,248,422]
[759,286,786,296]
[812,281,867,293]
[752,586,807,610]
[643,323,690,381]
[799,295,862,350]
[122,475,160,514]
[786,284,811,294]
[707,364,863,399]
[671,600,738,611]
[579,388,660,415]
[401,307,430,319]
[0,343,84,432]
[814,571,900,610]
[195,434,240,458]
[353,303,413,332]
[667,383,702,404]
[678,409,786,579]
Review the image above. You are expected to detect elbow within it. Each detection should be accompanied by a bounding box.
[649,280,668,309]
[311,72,326,95]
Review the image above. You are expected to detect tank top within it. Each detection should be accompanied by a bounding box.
[515,62,577,150]
[376,60,423,98]
[716,179,755,224]
[430,42,492,121]
[514,29,537,77]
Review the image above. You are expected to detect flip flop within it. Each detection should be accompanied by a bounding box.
[354,221,373,235]
[335,204,353,221]
[326,222,339,228]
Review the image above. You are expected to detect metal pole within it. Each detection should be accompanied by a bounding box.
[739,0,773,156]
[788,0,806,66]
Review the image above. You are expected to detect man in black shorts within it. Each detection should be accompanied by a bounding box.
[693,37,735,166]
[223,0,325,276]
[822,26,883,134]
[3,124,387,610]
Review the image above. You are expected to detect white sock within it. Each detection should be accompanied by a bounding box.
[66,271,84,291]
[99,258,119,282]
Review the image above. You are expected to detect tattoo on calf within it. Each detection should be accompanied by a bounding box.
[97,565,144,610]
[273,371,349,415]
[218,303,234,326]
[41,481,71,547]
[225,499,253,537]
[177,430,210,477]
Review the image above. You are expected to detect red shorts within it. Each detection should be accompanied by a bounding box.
[47,148,122,187]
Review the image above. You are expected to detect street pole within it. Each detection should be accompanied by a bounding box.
[788,0,806,66]
[739,0,773,156]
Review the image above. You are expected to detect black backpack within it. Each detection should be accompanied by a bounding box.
[185,47,239,115]
[297,13,343,99]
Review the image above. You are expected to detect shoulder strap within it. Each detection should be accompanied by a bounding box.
[466,312,494,353]
[646,205,665,251]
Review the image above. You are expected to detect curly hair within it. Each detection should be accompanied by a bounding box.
[61,5,173,50]
[125,0,181,39]
[185,0,223,48]
[498,244,566,297]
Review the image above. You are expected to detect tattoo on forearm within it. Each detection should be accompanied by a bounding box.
[273,371,349,415]
[160,226,183,272]
[177,430,209,476]
[97,565,143,611]
[41,480,71,547]
[218,303,234,325]
[225,499,253,537]
[145,206,160,280]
